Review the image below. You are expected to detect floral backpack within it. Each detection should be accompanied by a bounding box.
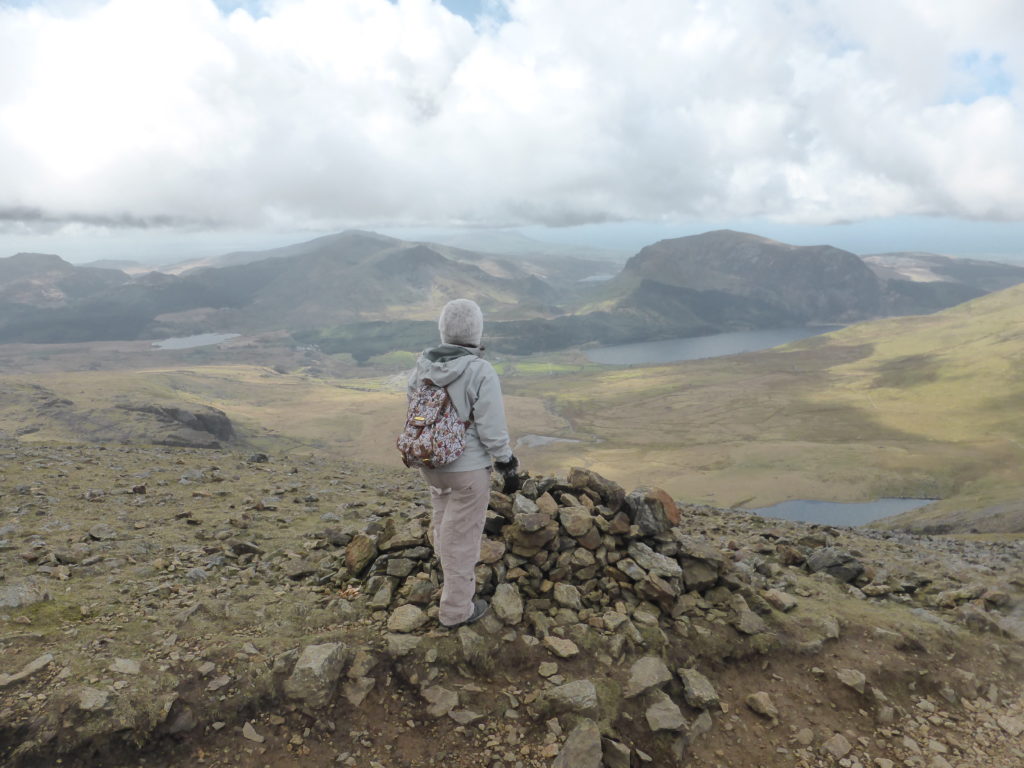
[397,379,469,469]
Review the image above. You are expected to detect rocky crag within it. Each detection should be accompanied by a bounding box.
[1,442,1022,767]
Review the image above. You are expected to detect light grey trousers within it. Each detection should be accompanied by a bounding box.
[421,467,491,626]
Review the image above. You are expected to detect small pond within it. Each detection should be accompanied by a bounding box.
[152,333,240,350]
[751,498,934,527]
[585,326,842,365]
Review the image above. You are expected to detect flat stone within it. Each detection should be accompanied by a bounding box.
[645,690,686,732]
[821,733,852,759]
[283,642,347,707]
[615,558,647,581]
[88,523,117,540]
[559,507,593,538]
[836,668,867,694]
[385,558,415,578]
[109,658,141,676]
[448,709,484,725]
[625,656,673,698]
[0,653,54,687]
[343,677,375,707]
[628,542,682,579]
[543,636,580,659]
[678,667,719,709]
[763,589,798,612]
[552,718,602,768]
[78,687,110,712]
[512,495,540,517]
[422,685,459,718]
[242,722,265,743]
[492,582,524,625]
[0,582,50,609]
[387,604,427,633]
[997,715,1024,737]
[478,539,506,564]
[386,633,422,657]
[553,583,583,611]
[732,609,768,635]
[806,547,865,583]
[540,679,598,715]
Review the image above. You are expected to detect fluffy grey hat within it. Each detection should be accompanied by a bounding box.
[438,298,484,347]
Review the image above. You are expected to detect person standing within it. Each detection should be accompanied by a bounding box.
[409,298,518,628]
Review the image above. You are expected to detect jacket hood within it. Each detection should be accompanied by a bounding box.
[417,344,481,386]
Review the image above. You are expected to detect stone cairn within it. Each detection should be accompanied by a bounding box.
[346,467,767,640]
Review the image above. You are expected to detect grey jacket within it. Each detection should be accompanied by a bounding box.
[408,344,513,472]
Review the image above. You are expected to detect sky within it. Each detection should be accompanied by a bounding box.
[1,0,1023,264]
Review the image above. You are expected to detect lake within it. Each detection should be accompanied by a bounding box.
[152,333,240,350]
[586,326,842,365]
[751,498,934,526]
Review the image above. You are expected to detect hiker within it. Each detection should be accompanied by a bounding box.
[407,298,518,628]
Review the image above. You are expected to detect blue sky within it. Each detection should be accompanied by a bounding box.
[0,0,1022,264]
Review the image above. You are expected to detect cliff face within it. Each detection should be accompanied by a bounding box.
[620,230,886,323]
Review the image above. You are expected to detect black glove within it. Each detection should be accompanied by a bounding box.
[494,455,519,474]
[494,455,521,494]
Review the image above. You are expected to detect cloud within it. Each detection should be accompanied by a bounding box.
[0,0,1022,233]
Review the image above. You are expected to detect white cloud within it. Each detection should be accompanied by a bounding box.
[0,0,1022,234]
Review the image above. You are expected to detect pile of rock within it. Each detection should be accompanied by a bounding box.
[345,468,755,632]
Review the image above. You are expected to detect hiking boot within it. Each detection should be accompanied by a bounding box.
[441,599,489,629]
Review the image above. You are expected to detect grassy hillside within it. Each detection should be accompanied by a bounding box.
[502,283,1024,532]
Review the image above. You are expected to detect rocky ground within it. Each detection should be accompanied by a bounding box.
[1,440,1023,768]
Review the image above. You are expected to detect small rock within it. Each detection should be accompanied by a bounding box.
[343,677,375,707]
[242,722,264,743]
[109,658,141,676]
[821,733,852,759]
[387,605,427,633]
[552,718,602,768]
[745,691,778,723]
[625,656,673,698]
[422,685,459,718]
[88,523,117,541]
[678,667,719,710]
[0,653,54,687]
[543,636,579,659]
[448,709,484,725]
[492,583,524,625]
[762,589,798,612]
[78,687,109,712]
[997,715,1024,736]
[540,680,598,716]
[386,633,422,657]
[283,643,347,707]
[538,662,558,678]
[553,583,583,611]
[645,690,687,732]
[836,668,866,694]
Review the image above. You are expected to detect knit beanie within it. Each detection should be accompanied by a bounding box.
[438,298,484,347]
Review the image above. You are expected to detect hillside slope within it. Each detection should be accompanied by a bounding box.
[0,443,1021,767]
[503,283,1024,532]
